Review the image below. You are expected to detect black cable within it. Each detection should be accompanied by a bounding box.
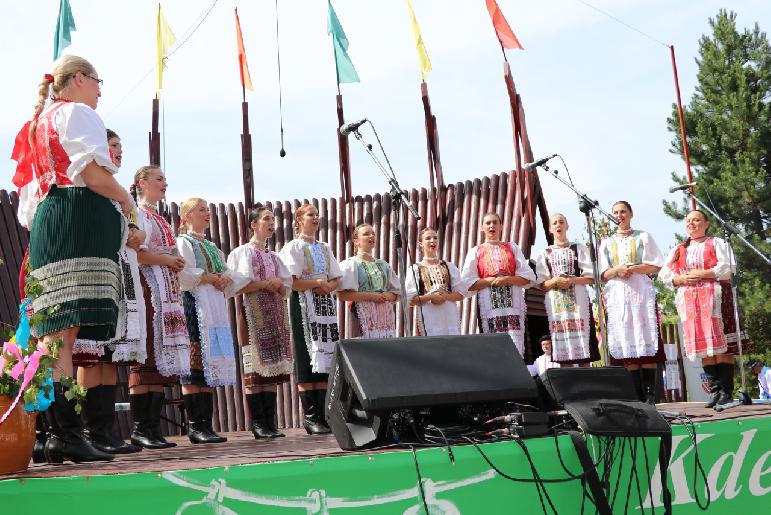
[274,0,286,157]
[425,424,455,464]
[641,437,655,515]
[410,446,431,515]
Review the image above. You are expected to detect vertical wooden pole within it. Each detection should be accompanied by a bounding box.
[670,45,696,210]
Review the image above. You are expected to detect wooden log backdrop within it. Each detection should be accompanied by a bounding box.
[1,169,555,434]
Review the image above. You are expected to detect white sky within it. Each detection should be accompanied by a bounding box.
[1,0,768,258]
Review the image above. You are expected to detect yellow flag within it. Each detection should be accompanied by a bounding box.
[156,3,177,97]
[406,0,431,81]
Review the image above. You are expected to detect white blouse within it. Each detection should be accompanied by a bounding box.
[460,242,536,288]
[598,230,664,275]
[338,257,401,294]
[227,244,292,298]
[18,102,118,229]
[176,236,248,298]
[658,237,734,286]
[534,243,594,286]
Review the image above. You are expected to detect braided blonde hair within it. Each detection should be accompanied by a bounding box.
[30,55,97,145]
[178,197,207,235]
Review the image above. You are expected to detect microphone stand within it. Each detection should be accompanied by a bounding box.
[539,162,618,367]
[682,190,770,400]
[349,125,420,335]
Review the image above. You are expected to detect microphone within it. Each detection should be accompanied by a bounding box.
[523,154,557,170]
[339,118,368,136]
[668,182,696,193]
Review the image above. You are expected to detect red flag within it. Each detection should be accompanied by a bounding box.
[235,8,253,91]
[485,0,523,50]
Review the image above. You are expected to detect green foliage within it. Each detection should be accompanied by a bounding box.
[665,9,771,354]
[655,279,678,324]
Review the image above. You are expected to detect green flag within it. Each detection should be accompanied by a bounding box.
[327,0,359,84]
[53,0,76,60]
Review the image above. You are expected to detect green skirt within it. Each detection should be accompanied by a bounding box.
[28,186,122,341]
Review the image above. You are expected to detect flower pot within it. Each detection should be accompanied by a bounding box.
[0,395,36,475]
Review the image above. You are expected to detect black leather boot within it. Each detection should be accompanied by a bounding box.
[641,368,657,405]
[44,383,113,464]
[129,393,167,449]
[200,392,227,443]
[83,385,141,454]
[246,393,274,439]
[32,412,48,463]
[630,369,645,401]
[262,391,285,438]
[716,363,734,407]
[184,393,212,444]
[702,365,721,408]
[300,390,331,435]
[148,391,177,448]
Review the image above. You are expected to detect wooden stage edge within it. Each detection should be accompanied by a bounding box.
[5,402,771,481]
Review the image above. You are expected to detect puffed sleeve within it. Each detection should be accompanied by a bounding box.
[511,242,536,285]
[385,262,401,296]
[176,237,205,291]
[219,248,249,298]
[137,209,151,250]
[640,231,664,267]
[325,243,343,280]
[576,244,594,279]
[460,246,480,291]
[56,103,118,185]
[657,246,679,287]
[598,238,612,276]
[405,264,419,304]
[338,258,360,291]
[447,262,469,297]
[276,254,292,298]
[711,238,734,280]
[278,240,304,277]
[226,245,254,283]
[534,250,552,285]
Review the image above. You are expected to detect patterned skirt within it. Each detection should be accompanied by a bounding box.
[128,275,179,387]
[28,186,122,341]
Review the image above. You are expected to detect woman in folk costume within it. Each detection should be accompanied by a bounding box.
[461,212,536,355]
[129,166,190,449]
[176,198,247,444]
[227,205,293,439]
[659,210,738,408]
[73,129,144,455]
[535,214,599,366]
[405,227,466,336]
[278,204,342,435]
[338,224,400,338]
[11,56,135,463]
[599,201,665,403]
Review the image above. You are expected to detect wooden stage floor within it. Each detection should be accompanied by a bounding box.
[5,402,770,481]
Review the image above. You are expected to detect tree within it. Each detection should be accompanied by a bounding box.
[665,10,771,354]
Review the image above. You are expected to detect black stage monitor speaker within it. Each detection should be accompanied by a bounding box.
[325,333,537,450]
[541,366,637,405]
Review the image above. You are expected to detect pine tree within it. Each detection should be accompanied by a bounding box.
[665,10,770,354]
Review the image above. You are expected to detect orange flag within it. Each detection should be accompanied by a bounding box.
[485,0,523,50]
[235,7,253,91]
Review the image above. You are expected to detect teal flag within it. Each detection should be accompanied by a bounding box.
[327,0,359,84]
[53,0,77,60]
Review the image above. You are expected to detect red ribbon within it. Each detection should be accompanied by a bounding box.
[10,121,34,188]
[44,73,54,83]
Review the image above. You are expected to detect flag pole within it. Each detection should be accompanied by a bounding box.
[669,45,696,210]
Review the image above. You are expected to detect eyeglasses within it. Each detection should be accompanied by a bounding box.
[83,74,103,88]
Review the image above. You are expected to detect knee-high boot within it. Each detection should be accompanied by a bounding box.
[83,385,141,454]
[702,365,721,408]
[300,390,330,435]
[262,391,285,438]
[32,412,48,463]
[245,393,273,439]
[44,383,113,464]
[641,368,658,405]
[716,363,735,407]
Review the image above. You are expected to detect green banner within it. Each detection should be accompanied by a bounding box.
[2,417,769,513]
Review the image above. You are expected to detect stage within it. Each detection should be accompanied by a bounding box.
[1,403,770,514]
